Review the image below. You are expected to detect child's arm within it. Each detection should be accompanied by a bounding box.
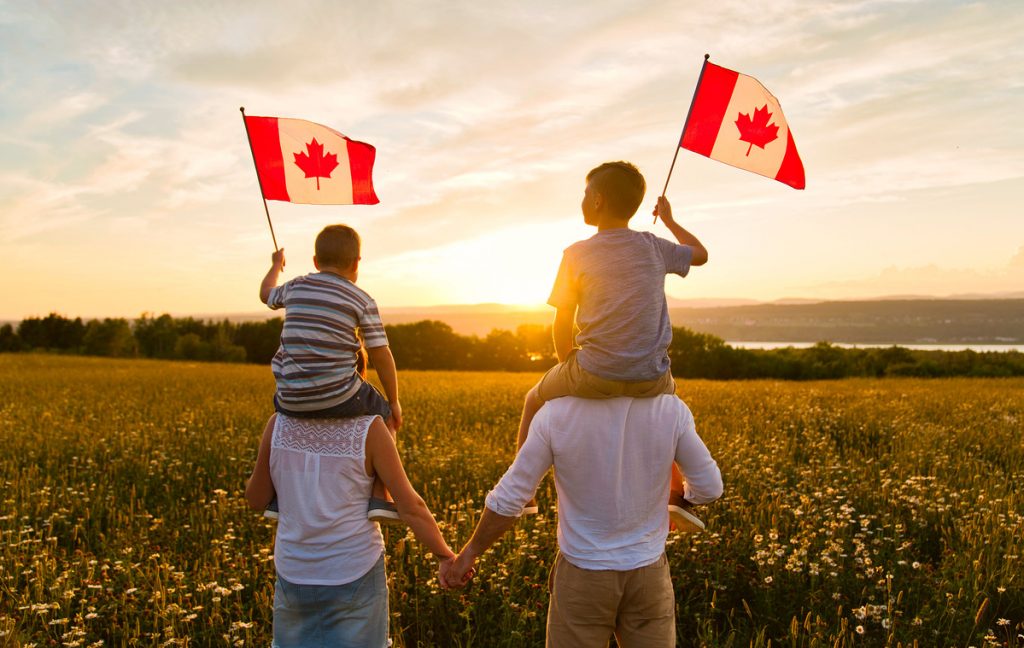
[259,249,286,304]
[366,345,402,430]
[654,196,708,266]
[552,306,575,363]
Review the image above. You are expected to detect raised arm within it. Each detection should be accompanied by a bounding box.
[259,248,286,304]
[552,306,575,363]
[365,417,454,569]
[654,196,708,266]
[244,414,276,509]
[366,345,401,430]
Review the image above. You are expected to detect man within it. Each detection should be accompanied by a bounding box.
[444,394,723,647]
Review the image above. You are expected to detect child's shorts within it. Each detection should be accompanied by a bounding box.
[275,379,392,421]
[535,350,676,403]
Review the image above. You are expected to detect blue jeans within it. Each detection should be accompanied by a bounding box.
[273,553,389,648]
[275,379,392,420]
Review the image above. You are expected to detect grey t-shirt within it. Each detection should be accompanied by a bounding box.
[547,229,692,381]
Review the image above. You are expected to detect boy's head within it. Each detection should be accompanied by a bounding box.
[583,161,646,223]
[314,224,360,270]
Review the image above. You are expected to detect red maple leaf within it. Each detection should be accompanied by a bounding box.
[735,104,779,156]
[293,138,340,190]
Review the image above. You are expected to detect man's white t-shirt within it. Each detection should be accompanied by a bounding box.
[485,395,722,571]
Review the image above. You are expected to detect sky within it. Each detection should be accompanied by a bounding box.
[2,0,1023,320]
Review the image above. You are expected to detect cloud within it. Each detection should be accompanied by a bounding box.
[3,0,1024,316]
[796,245,1024,299]
[23,92,107,128]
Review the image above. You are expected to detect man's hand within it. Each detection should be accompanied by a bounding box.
[387,400,403,431]
[271,248,286,269]
[444,551,476,589]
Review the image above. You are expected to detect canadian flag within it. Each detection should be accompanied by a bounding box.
[681,61,805,189]
[244,115,379,204]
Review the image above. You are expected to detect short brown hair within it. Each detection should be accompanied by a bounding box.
[315,224,360,268]
[586,161,646,219]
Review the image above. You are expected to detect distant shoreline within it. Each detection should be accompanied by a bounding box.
[729,341,1024,353]
[5,297,1022,347]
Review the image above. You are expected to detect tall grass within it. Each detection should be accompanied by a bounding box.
[0,355,1021,646]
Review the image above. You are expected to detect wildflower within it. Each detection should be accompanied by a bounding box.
[764,576,773,584]
[997,618,1010,626]
[855,625,865,634]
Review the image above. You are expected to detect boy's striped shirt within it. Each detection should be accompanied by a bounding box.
[267,272,388,412]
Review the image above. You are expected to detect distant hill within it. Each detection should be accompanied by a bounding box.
[378,298,1024,343]
[70,297,1022,344]
[667,299,1024,344]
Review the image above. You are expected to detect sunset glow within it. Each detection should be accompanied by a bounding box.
[2,1,1022,319]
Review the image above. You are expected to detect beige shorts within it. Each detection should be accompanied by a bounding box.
[545,552,676,648]
[535,351,677,403]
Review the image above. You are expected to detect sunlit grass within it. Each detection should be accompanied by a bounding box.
[1,354,1021,646]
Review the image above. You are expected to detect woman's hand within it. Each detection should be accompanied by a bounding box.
[442,551,476,589]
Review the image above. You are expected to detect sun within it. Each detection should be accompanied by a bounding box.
[367,221,583,307]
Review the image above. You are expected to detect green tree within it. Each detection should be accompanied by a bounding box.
[17,313,86,351]
[134,314,180,359]
[83,318,137,357]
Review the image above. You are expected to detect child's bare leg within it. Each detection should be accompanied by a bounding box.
[372,421,397,500]
[668,462,704,532]
[670,462,685,498]
[518,386,544,514]
[516,386,544,450]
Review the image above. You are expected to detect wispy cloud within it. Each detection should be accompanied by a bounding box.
[1,0,1022,317]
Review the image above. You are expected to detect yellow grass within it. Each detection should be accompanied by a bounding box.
[1,354,1021,646]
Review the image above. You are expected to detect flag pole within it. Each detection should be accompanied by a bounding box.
[655,53,710,224]
[239,106,279,251]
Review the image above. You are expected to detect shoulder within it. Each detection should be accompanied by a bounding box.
[334,276,375,305]
[638,231,671,248]
[563,238,590,256]
[655,395,693,428]
[313,274,375,306]
[363,415,395,457]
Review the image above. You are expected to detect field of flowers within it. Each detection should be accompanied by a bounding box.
[1,354,1022,647]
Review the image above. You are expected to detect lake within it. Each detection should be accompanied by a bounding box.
[727,341,1024,353]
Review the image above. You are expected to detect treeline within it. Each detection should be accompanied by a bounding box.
[2,313,1023,379]
[0,313,555,369]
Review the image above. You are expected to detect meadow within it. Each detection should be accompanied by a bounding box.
[0,354,1021,647]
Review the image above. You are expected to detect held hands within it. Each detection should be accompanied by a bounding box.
[441,550,476,589]
[439,550,474,590]
[271,248,286,269]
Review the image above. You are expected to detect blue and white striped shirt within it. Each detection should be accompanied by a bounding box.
[267,272,389,412]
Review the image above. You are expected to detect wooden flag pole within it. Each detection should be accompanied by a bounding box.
[655,53,710,224]
[239,106,280,251]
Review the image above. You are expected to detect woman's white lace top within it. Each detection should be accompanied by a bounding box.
[270,414,384,585]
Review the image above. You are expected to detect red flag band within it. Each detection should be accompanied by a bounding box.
[681,62,804,189]
[244,116,379,205]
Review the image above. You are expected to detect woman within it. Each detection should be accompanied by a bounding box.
[246,353,456,646]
